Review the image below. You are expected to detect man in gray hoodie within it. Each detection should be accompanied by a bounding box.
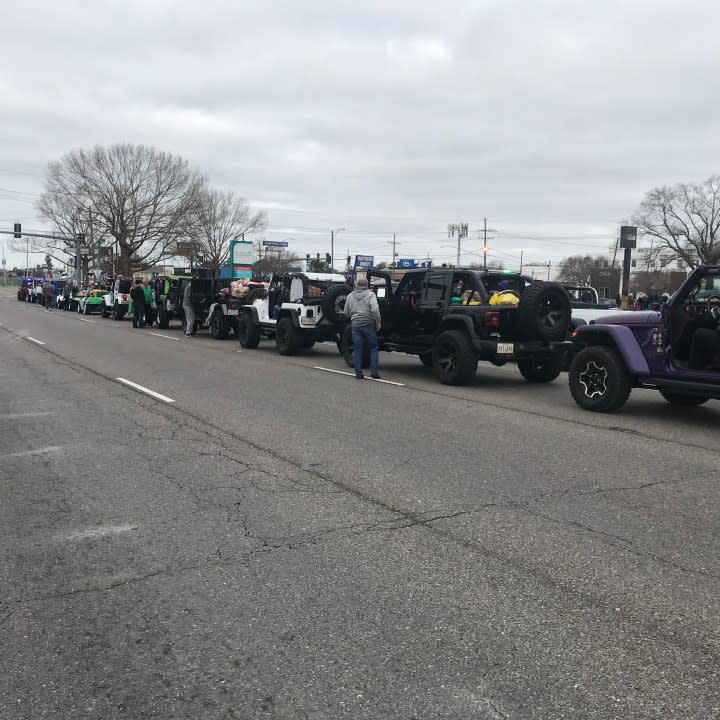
[343,275,381,379]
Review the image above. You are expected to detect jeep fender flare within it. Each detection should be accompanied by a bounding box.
[574,325,650,375]
[278,309,301,328]
[438,315,475,336]
[239,305,261,324]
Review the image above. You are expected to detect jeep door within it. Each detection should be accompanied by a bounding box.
[387,271,426,338]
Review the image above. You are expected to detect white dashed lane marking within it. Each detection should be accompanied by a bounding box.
[115,378,175,403]
[313,366,405,386]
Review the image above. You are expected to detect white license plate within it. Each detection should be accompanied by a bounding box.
[300,317,316,325]
[226,309,238,315]
[496,343,514,355]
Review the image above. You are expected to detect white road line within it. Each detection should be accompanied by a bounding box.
[148,332,179,341]
[313,366,405,386]
[115,377,175,403]
[26,336,45,346]
[80,318,96,323]
[3,446,64,459]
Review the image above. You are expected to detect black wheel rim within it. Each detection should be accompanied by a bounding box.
[578,360,608,398]
[540,297,565,330]
[437,341,457,374]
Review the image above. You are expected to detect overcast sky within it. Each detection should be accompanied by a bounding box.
[2,0,719,275]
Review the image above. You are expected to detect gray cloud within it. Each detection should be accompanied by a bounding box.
[2,0,720,270]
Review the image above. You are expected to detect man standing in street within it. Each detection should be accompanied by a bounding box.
[130,279,146,328]
[344,275,381,380]
[182,280,195,337]
[42,280,55,311]
[142,278,154,327]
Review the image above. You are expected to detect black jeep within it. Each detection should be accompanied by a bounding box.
[340,268,572,386]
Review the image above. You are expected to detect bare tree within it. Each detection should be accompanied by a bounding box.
[37,144,206,276]
[196,189,266,271]
[632,175,720,268]
[253,248,303,275]
[557,255,602,285]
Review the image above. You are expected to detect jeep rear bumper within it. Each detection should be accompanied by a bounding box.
[474,339,572,360]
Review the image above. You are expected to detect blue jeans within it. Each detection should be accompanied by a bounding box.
[352,324,378,374]
[133,304,146,328]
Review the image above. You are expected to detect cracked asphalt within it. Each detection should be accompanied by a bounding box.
[1,292,719,719]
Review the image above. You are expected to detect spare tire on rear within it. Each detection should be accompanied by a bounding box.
[244,287,267,305]
[321,284,352,323]
[515,284,571,341]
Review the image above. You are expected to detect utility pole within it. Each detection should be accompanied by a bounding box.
[520,250,524,274]
[386,234,400,267]
[89,209,98,282]
[483,218,488,271]
[331,227,345,272]
[448,223,468,267]
[547,261,552,281]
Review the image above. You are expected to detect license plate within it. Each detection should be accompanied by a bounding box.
[496,343,514,355]
[226,309,238,315]
[300,317,316,325]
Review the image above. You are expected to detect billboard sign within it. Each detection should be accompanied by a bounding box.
[230,239,254,279]
[353,254,374,271]
[396,258,416,268]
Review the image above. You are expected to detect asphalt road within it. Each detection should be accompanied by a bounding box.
[1,291,718,720]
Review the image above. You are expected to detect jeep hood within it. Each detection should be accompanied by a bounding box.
[590,310,660,326]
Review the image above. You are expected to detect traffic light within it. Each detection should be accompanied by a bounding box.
[76,233,85,245]
[13,223,21,238]
[325,253,331,264]
[306,253,311,262]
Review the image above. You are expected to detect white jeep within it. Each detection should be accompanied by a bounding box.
[236,272,351,354]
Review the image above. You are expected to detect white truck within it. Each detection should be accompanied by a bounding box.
[236,272,351,354]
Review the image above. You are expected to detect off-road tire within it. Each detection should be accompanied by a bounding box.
[341,325,371,369]
[516,284,571,342]
[432,330,478,385]
[276,317,302,355]
[101,305,109,318]
[84,303,91,315]
[659,389,710,406]
[113,303,123,320]
[569,345,632,412]
[210,310,230,340]
[517,355,564,383]
[244,288,267,305]
[237,314,261,348]
[157,307,170,329]
[321,284,352,323]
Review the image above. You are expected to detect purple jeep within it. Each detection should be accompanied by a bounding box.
[568,266,720,412]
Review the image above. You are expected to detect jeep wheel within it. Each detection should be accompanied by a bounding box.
[419,351,433,367]
[210,311,230,340]
[517,355,564,383]
[569,346,632,412]
[340,325,371,369]
[659,389,710,406]
[84,303,91,315]
[157,307,170,329]
[237,314,260,348]
[432,330,478,385]
[516,284,571,341]
[276,317,302,355]
[113,303,122,320]
[321,284,352,323]
[101,305,109,318]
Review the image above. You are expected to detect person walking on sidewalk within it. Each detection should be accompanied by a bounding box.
[130,280,146,328]
[344,275,381,380]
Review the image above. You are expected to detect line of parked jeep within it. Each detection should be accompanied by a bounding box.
[17,266,720,412]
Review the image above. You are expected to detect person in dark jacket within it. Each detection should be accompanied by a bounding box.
[130,281,146,328]
[343,275,381,379]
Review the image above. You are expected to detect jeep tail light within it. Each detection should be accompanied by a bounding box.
[485,311,500,329]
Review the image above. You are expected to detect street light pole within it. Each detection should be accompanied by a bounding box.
[331,227,345,271]
[448,223,468,267]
